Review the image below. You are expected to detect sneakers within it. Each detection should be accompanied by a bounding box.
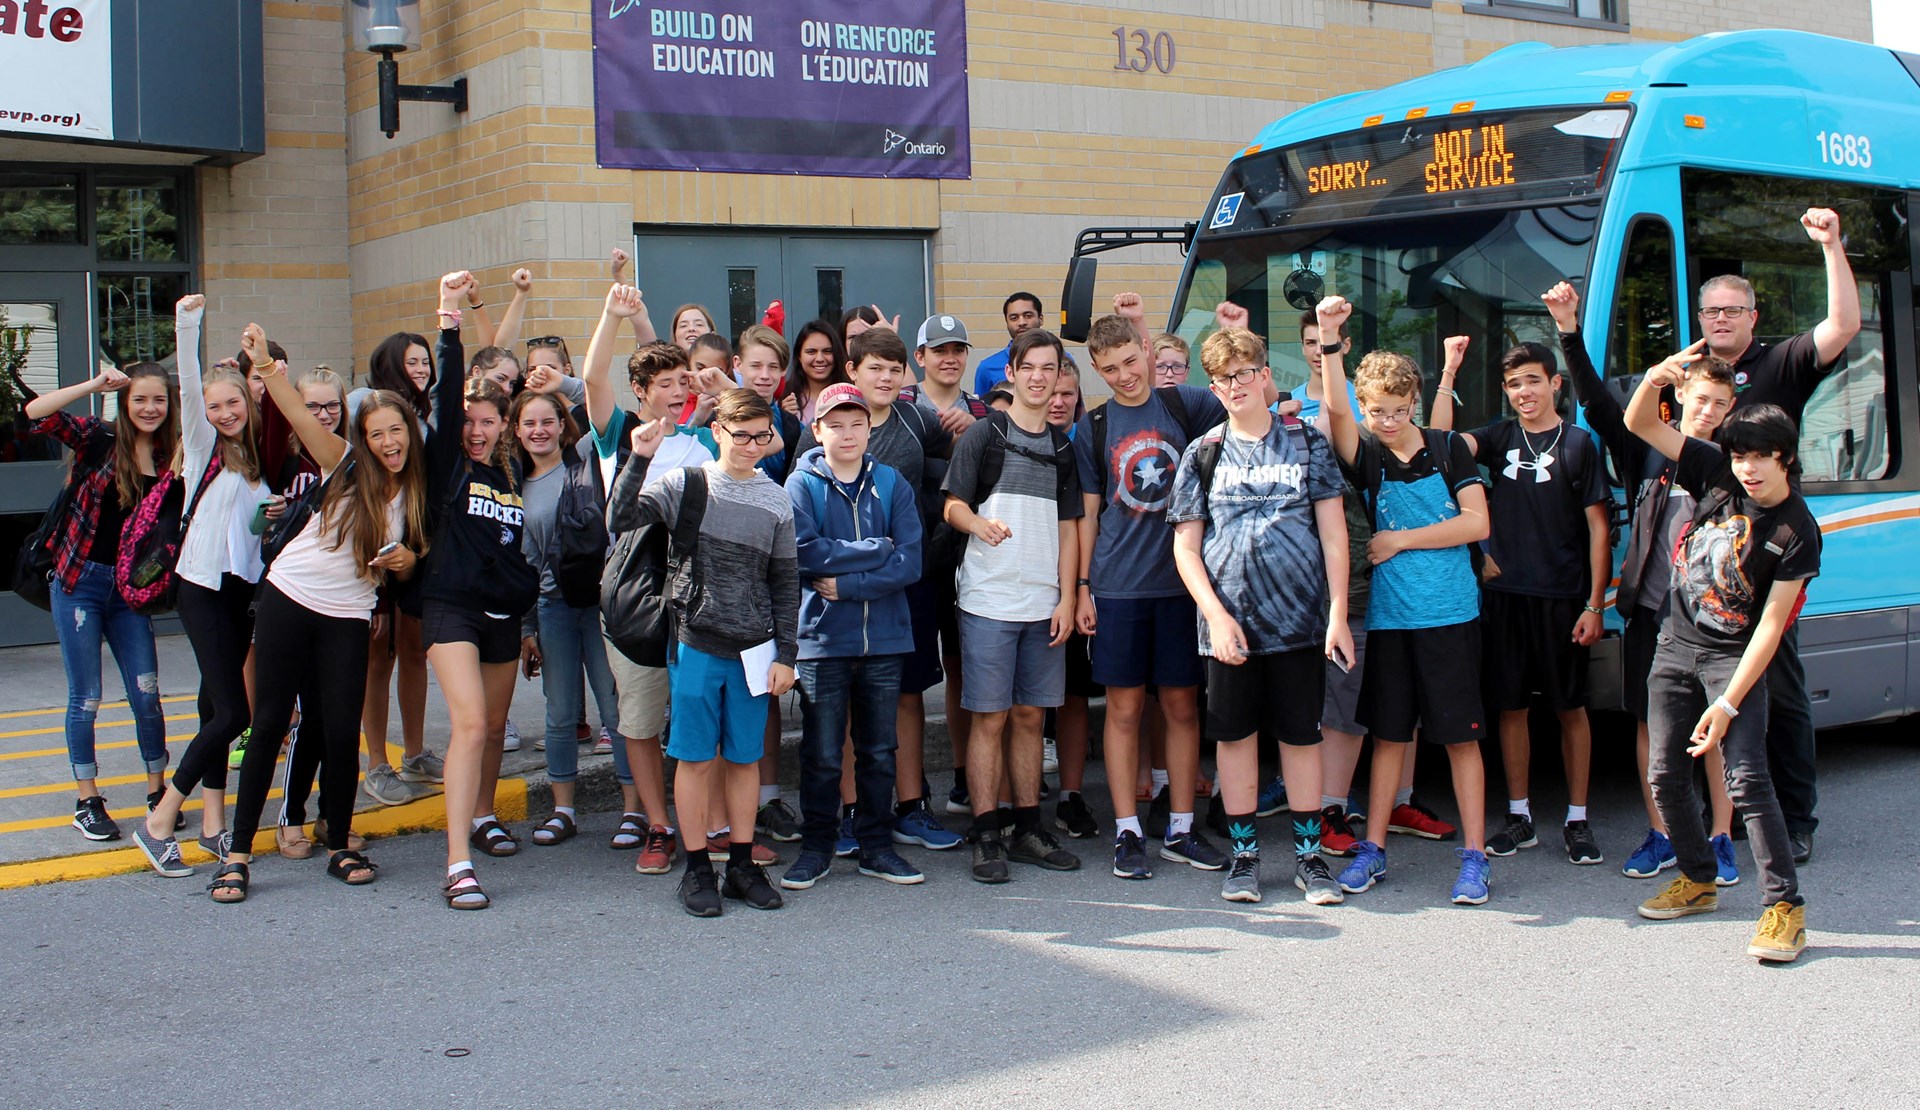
[1160,830,1228,871]
[1042,739,1059,774]
[705,839,778,867]
[1712,833,1741,887]
[781,849,833,889]
[1221,854,1262,902]
[678,867,723,917]
[634,825,677,875]
[592,728,614,756]
[1112,830,1152,880]
[1008,826,1081,870]
[833,810,859,858]
[1564,820,1603,865]
[72,796,120,841]
[1295,854,1346,905]
[893,801,964,850]
[971,828,1010,884]
[1747,901,1807,962]
[1789,830,1813,865]
[721,864,783,910]
[501,721,522,753]
[227,728,251,770]
[1255,776,1289,817]
[1319,805,1358,857]
[1485,813,1537,857]
[1387,800,1458,841]
[1053,792,1098,839]
[1623,829,1677,878]
[858,848,925,885]
[1450,848,1491,905]
[1337,841,1387,894]
[131,822,194,877]
[146,789,184,831]
[756,798,802,843]
[946,780,971,815]
[1638,875,1720,920]
[398,750,445,784]
[363,763,420,807]
[1143,786,1172,841]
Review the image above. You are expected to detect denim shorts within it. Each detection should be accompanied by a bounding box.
[958,611,1066,713]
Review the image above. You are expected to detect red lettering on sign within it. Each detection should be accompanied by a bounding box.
[0,0,85,41]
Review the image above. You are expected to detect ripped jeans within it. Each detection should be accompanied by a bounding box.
[50,560,168,781]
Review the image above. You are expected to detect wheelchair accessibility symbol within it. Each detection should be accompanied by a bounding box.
[1209,192,1244,229]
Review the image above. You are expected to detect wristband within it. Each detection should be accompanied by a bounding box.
[250,359,275,372]
[1713,695,1739,718]
[1076,578,1091,588]
[1320,342,1345,356]
[437,308,462,324]
[1583,604,1602,615]
[468,301,485,309]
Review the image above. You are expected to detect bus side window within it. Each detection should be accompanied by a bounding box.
[1681,168,1907,487]
[1606,217,1677,385]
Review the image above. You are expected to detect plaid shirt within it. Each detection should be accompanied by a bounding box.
[32,412,117,593]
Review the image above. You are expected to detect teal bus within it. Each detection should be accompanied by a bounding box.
[1063,29,1920,727]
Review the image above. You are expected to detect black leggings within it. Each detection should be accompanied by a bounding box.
[232,583,371,853]
[172,575,257,796]
[279,682,325,827]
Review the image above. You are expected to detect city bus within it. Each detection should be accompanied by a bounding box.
[1063,29,1920,728]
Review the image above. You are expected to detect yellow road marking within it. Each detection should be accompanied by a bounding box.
[0,713,197,740]
[0,754,290,802]
[0,779,527,890]
[0,731,194,763]
[0,695,194,721]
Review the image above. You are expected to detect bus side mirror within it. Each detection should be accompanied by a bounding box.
[1060,255,1098,343]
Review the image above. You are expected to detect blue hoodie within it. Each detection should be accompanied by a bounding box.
[786,447,922,660]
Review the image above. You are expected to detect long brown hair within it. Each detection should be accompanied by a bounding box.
[112,362,180,506]
[463,377,518,488]
[318,389,430,580]
[201,365,264,481]
[508,389,579,469]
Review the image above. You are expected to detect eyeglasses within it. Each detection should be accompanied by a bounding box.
[718,426,776,446]
[1364,405,1413,424]
[1207,367,1259,388]
[527,336,567,348]
[304,401,343,415]
[1155,360,1189,374]
[1698,306,1753,320]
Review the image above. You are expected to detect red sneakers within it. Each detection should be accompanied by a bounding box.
[634,825,678,875]
[1388,800,1458,841]
[1319,805,1359,857]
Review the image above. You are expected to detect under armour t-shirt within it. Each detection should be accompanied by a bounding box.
[1468,418,1610,599]
[1073,385,1224,599]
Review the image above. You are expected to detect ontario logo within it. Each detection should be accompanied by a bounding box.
[884,128,946,156]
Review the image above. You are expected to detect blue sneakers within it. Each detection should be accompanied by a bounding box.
[1337,841,1386,893]
[893,802,964,850]
[1711,832,1741,886]
[1451,848,1491,905]
[780,849,833,890]
[1622,828,1677,879]
[1255,775,1289,817]
[834,811,859,858]
[858,848,925,885]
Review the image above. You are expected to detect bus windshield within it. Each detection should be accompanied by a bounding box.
[1171,202,1601,417]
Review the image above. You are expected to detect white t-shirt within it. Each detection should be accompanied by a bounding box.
[267,490,405,621]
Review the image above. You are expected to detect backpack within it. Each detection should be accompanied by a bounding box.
[1086,386,1206,485]
[793,460,898,542]
[552,443,610,608]
[117,454,222,616]
[258,457,354,576]
[601,464,708,667]
[928,412,1076,568]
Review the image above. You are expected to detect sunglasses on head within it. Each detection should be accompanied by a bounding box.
[527,336,567,349]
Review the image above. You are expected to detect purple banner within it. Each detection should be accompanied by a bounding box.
[593,2,971,179]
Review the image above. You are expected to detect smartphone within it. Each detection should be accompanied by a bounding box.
[1330,646,1352,673]
[249,499,273,535]
[376,541,401,557]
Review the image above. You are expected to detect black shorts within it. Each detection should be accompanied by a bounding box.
[934,558,963,659]
[421,600,520,665]
[1358,621,1485,745]
[1204,648,1323,745]
[1480,590,1589,713]
[1064,630,1103,700]
[1623,605,1659,723]
[900,574,944,695]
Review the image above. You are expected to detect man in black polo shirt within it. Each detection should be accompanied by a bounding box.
[1696,206,1860,864]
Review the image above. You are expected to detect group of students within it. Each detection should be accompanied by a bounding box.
[34,209,1849,961]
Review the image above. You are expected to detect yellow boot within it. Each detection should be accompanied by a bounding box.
[1637,875,1719,920]
[1747,901,1808,962]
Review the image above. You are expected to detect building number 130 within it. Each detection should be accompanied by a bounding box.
[1112,27,1175,74]
[1815,131,1872,169]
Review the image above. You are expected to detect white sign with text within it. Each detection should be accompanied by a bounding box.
[0,0,113,140]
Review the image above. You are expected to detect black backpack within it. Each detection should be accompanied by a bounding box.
[1181,413,1310,516]
[551,442,610,609]
[260,457,354,575]
[1086,386,1205,477]
[601,464,708,667]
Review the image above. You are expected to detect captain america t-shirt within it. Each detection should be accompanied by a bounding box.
[1073,385,1225,599]
[1467,418,1610,599]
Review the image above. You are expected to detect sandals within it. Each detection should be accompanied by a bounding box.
[610,813,646,850]
[276,825,315,860]
[326,849,379,885]
[531,811,577,846]
[207,862,250,904]
[443,865,490,910]
[312,816,367,852]
[469,818,520,857]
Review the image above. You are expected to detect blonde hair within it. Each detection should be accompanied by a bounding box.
[1353,351,1421,404]
[736,324,790,369]
[201,366,264,481]
[1199,327,1267,377]
[1152,333,1190,360]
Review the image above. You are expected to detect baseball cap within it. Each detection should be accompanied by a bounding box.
[814,382,871,418]
[916,314,971,349]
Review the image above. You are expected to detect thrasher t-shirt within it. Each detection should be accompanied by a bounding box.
[1468,418,1610,599]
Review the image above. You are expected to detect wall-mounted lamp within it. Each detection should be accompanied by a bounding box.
[350,0,467,138]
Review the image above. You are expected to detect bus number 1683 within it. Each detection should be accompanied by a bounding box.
[1815,131,1873,169]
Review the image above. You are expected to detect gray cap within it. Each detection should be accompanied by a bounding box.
[916,313,971,349]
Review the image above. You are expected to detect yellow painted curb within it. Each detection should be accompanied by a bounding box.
[0,778,528,891]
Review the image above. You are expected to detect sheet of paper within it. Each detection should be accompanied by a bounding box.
[741,639,776,696]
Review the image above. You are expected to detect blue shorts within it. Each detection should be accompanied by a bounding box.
[958,612,1065,713]
[1089,594,1203,689]
[664,642,769,765]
